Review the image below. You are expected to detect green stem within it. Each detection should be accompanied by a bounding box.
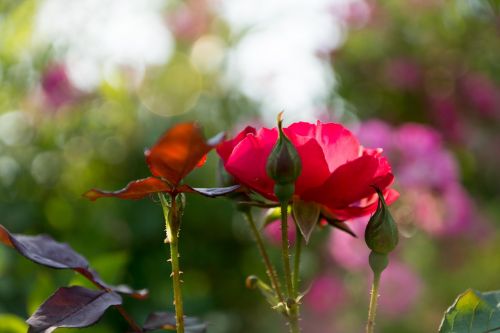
[293,230,302,297]
[161,194,185,333]
[244,210,285,305]
[280,203,293,297]
[280,202,300,333]
[366,272,381,333]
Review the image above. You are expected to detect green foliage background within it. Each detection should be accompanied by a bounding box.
[0,1,499,332]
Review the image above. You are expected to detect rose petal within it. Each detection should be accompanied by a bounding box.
[83,177,172,201]
[216,126,256,162]
[145,123,213,186]
[306,154,394,209]
[225,127,277,199]
[287,137,331,195]
[325,189,399,220]
[287,121,360,172]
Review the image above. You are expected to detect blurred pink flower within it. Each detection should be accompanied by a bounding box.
[41,63,77,108]
[429,97,464,143]
[460,73,500,118]
[356,120,476,237]
[376,261,423,317]
[394,123,458,189]
[384,58,422,91]
[406,185,473,236]
[263,217,296,246]
[167,0,211,42]
[328,217,369,270]
[304,274,347,314]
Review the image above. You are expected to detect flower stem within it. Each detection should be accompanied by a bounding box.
[280,202,300,333]
[366,272,381,333]
[243,210,285,305]
[293,229,302,297]
[161,194,185,333]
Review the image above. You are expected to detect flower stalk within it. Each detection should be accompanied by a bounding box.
[366,270,381,333]
[160,193,185,333]
[364,188,398,333]
[243,210,285,305]
[281,203,300,333]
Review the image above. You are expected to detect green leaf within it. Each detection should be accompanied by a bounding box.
[292,200,320,243]
[439,289,500,333]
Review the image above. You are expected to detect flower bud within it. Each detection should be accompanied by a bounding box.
[364,187,399,255]
[266,112,302,202]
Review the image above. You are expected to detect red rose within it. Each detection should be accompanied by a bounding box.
[217,121,398,220]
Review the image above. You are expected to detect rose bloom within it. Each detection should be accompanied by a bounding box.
[217,121,398,220]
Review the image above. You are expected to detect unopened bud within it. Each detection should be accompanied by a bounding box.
[364,187,399,255]
[266,112,302,202]
[246,275,259,289]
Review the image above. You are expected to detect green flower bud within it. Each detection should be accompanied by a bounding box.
[266,112,302,202]
[364,187,399,255]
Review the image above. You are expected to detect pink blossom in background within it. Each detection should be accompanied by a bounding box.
[167,0,212,42]
[428,97,464,143]
[394,123,458,189]
[263,217,296,247]
[330,0,374,29]
[304,274,347,314]
[406,185,473,236]
[41,63,78,108]
[384,58,422,91]
[460,73,500,118]
[328,217,369,270]
[356,120,476,237]
[376,261,423,316]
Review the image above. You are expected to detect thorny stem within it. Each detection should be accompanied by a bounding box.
[161,194,185,333]
[293,229,302,298]
[366,272,381,333]
[243,210,285,305]
[281,202,300,333]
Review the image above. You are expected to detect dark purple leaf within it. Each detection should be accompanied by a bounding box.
[0,224,89,269]
[84,268,149,300]
[323,217,357,238]
[190,184,240,197]
[0,225,149,299]
[143,312,176,331]
[143,312,207,333]
[27,286,122,333]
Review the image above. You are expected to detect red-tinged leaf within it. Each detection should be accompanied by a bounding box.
[84,177,172,201]
[188,184,241,197]
[143,312,207,333]
[89,270,149,300]
[0,225,148,299]
[0,225,89,269]
[145,123,214,186]
[27,286,122,333]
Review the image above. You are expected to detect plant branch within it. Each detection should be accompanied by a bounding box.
[366,272,381,333]
[244,210,285,305]
[161,194,185,333]
[280,202,300,333]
